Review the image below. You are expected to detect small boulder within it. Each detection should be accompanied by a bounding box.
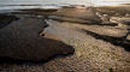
[96,12,110,24]
[125,13,130,17]
[127,34,130,40]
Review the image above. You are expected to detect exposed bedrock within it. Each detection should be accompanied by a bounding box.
[0,16,74,62]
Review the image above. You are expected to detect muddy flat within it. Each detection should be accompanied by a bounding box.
[0,5,130,72]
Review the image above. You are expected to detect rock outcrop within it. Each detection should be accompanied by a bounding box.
[110,17,130,28]
[0,16,74,62]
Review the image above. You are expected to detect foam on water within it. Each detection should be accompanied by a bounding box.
[0,0,130,12]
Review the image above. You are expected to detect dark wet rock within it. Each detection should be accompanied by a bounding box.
[0,17,74,62]
[0,14,19,28]
[21,8,58,12]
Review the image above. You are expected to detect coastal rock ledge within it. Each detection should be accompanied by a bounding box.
[0,14,74,62]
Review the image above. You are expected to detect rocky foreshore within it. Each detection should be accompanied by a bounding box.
[0,5,130,72]
[0,14,74,62]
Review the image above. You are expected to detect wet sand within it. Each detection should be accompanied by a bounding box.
[0,5,130,72]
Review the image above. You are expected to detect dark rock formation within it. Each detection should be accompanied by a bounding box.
[0,14,19,28]
[0,16,74,62]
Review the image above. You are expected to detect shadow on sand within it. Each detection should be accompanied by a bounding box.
[0,37,74,64]
[82,29,130,52]
[49,16,117,26]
